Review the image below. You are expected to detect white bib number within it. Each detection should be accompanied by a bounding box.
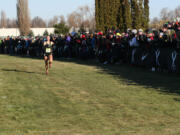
[46,48,51,53]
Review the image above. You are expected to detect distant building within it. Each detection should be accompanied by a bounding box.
[0,28,55,37]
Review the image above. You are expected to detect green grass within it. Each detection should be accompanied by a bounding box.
[0,54,180,135]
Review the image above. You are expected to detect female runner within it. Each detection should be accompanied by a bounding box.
[43,36,54,75]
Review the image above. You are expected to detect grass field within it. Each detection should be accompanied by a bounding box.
[0,55,180,135]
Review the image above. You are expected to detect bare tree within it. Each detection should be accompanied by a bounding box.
[17,0,31,36]
[88,6,96,32]
[160,7,169,21]
[78,6,89,30]
[6,19,18,28]
[60,15,66,24]
[1,11,7,28]
[32,16,46,28]
[150,6,180,29]
[174,6,180,18]
[167,11,176,20]
[67,12,81,29]
[150,17,160,29]
[67,5,95,32]
[48,16,59,27]
[67,13,75,28]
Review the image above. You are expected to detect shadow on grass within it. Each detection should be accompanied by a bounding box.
[1,68,42,74]
[174,98,180,102]
[56,58,180,95]
[5,55,180,95]
[100,66,180,95]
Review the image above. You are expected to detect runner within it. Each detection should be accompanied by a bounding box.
[43,36,54,75]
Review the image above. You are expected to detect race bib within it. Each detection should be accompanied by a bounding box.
[46,48,51,53]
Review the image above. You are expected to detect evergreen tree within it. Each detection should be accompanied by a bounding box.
[116,0,123,31]
[95,0,100,30]
[108,0,115,30]
[138,0,144,28]
[43,30,49,36]
[103,0,107,32]
[122,0,132,31]
[130,0,135,28]
[54,23,70,35]
[28,30,34,37]
[98,0,105,31]
[131,0,140,29]
[95,0,149,31]
[143,0,149,29]
[104,0,111,32]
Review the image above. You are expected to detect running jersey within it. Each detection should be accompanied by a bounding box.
[44,41,53,54]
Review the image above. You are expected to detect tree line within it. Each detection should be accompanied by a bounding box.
[0,11,65,28]
[95,0,149,32]
[150,6,180,29]
[0,0,95,36]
